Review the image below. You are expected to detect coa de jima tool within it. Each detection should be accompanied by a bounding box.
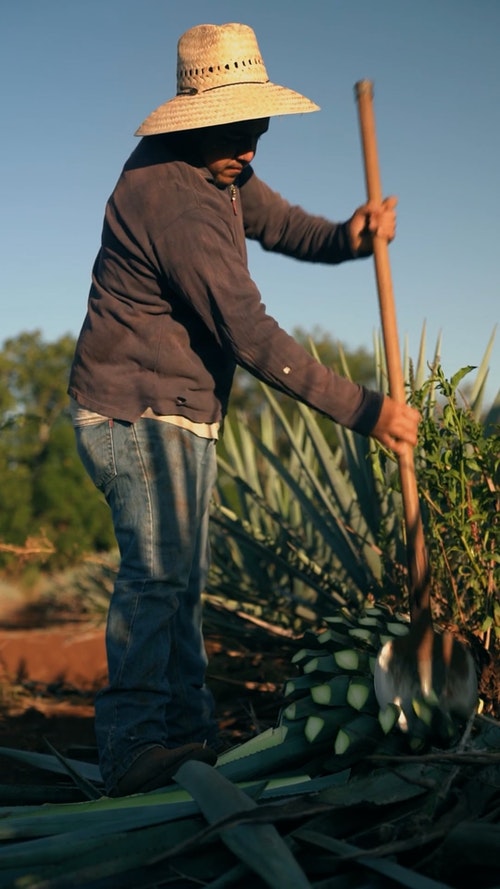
[354,80,477,745]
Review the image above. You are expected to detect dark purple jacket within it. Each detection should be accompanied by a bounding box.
[68,136,383,434]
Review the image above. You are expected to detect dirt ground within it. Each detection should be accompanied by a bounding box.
[0,604,297,787]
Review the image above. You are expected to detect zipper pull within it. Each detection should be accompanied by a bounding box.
[230,184,237,215]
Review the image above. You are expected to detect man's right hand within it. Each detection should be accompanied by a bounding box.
[370,395,421,455]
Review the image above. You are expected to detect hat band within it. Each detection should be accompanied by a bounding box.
[177,79,270,97]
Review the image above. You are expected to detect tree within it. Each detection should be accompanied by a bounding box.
[0,331,114,570]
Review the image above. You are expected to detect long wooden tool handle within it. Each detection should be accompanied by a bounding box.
[354,80,429,603]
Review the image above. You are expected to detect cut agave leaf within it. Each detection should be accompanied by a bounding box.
[347,627,380,650]
[334,648,372,672]
[363,606,388,617]
[333,714,382,756]
[0,747,102,784]
[357,615,384,628]
[310,675,351,706]
[412,697,436,726]
[282,698,327,722]
[216,723,316,782]
[283,674,324,698]
[317,627,361,648]
[174,760,311,889]
[303,654,347,675]
[304,708,352,744]
[322,614,356,631]
[291,647,333,667]
[317,762,437,807]
[386,621,410,637]
[378,702,402,734]
[346,676,377,712]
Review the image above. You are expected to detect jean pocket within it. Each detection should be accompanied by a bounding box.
[75,420,117,491]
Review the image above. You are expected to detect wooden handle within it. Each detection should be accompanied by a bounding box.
[354,80,429,604]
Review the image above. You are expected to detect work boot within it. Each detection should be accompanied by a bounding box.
[108,743,217,796]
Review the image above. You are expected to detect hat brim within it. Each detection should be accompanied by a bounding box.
[135,81,320,135]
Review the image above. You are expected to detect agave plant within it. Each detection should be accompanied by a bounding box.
[208,326,499,647]
[210,368,405,630]
[210,393,401,630]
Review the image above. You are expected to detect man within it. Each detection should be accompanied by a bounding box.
[68,22,420,797]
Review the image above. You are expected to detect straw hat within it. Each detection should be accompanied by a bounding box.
[135,23,320,135]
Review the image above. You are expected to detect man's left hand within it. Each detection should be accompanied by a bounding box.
[348,196,397,255]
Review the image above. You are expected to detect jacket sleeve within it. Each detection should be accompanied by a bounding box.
[238,167,357,264]
[158,202,383,436]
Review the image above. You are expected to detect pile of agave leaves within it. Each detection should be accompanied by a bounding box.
[1,602,499,889]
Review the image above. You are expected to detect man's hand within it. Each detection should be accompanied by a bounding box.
[348,196,397,256]
[370,395,421,456]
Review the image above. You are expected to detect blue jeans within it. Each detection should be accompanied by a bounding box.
[74,417,218,791]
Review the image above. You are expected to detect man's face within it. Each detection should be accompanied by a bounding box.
[195,118,270,186]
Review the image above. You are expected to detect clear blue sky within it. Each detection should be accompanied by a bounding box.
[1,0,499,407]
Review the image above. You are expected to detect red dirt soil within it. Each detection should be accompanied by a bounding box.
[0,611,296,787]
